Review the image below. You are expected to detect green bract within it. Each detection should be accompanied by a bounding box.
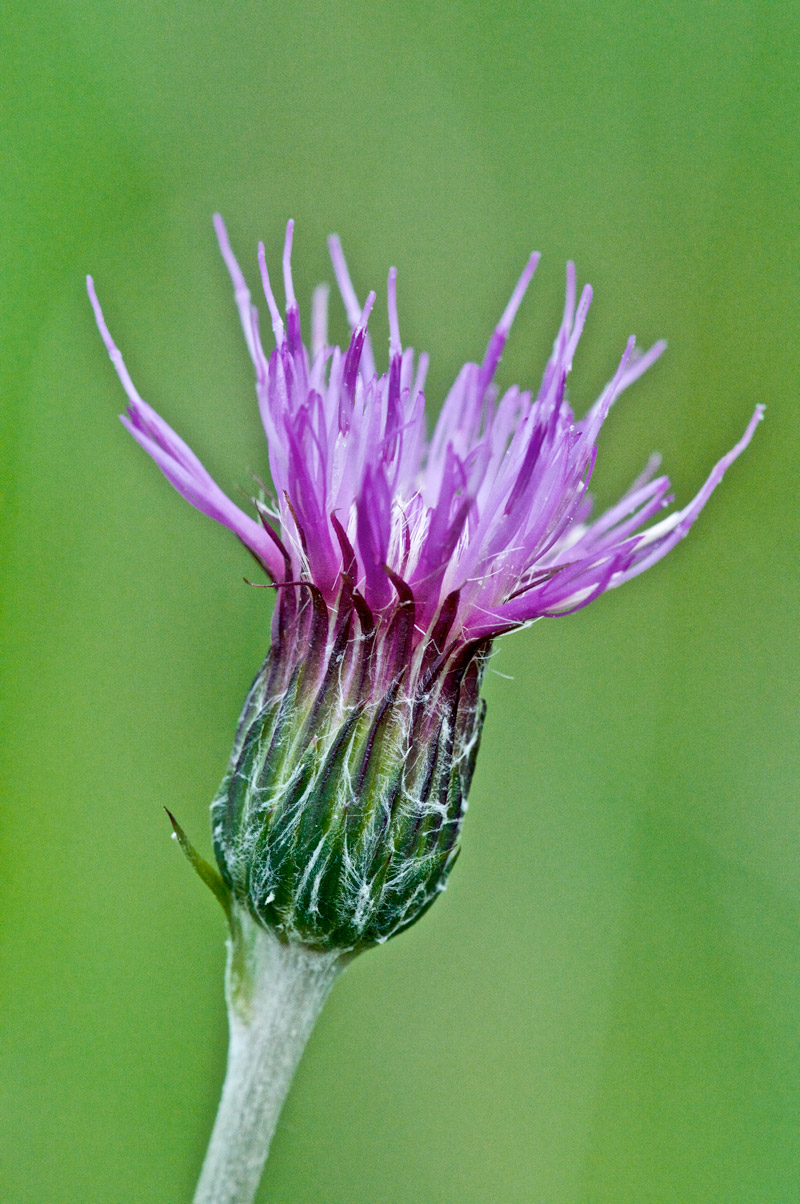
[211,581,487,952]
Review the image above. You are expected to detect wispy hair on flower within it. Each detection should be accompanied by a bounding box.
[87,220,762,952]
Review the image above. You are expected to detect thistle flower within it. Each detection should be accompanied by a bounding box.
[87,220,761,954]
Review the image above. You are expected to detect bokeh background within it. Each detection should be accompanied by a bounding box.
[1,4,797,1202]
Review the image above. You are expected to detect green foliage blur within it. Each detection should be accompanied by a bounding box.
[1,4,796,1201]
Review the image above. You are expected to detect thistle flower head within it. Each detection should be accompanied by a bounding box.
[88,219,761,951]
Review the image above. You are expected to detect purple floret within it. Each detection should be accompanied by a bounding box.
[88,218,762,648]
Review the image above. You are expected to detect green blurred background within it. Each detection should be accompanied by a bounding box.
[1,3,797,1201]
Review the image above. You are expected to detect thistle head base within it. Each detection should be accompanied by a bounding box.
[212,582,488,953]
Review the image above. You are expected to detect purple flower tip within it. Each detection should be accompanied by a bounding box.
[89,222,763,649]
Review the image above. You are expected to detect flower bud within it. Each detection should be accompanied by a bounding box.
[211,579,487,952]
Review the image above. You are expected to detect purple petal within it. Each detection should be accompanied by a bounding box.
[95,220,763,654]
[614,404,765,584]
[88,276,286,580]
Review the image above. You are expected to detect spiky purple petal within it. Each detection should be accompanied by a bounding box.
[90,220,762,652]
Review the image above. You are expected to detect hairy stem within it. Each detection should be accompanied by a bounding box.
[193,909,344,1204]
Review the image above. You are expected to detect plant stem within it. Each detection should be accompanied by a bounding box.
[193,908,344,1204]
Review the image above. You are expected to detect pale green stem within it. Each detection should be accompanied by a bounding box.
[193,908,344,1204]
